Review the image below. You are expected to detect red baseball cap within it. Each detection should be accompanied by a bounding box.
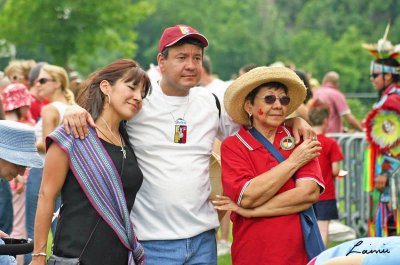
[158,24,209,53]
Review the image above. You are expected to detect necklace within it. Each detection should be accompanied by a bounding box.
[99,117,126,159]
[280,126,296,150]
[161,90,191,144]
[96,126,126,179]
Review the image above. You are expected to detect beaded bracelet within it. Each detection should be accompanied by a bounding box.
[32,252,47,257]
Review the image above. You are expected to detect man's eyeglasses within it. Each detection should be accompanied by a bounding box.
[38,78,55,85]
[258,95,291,106]
[369,73,381,79]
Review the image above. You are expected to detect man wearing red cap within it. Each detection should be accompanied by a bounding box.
[126,24,232,264]
[63,24,315,264]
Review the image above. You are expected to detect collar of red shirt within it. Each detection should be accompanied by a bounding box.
[235,125,288,151]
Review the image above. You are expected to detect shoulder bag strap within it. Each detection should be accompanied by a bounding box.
[79,217,101,259]
[212,93,221,118]
[249,127,285,162]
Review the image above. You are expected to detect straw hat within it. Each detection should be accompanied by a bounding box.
[224,66,307,125]
[0,120,43,168]
[209,152,222,201]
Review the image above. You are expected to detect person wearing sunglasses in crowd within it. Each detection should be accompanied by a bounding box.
[27,62,49,122]
[24,64,75,264]
[4,60,36,89]
[30,59,149,265]
[362,24,400,238]
[213,66,325,265]
[31,63,75,159]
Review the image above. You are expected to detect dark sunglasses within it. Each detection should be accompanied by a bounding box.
[258,95,291,106]
[12,75,24,81]
[38,78,55,85]
[369,73,381,79]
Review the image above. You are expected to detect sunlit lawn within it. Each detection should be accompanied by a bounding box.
[218,253,232,265]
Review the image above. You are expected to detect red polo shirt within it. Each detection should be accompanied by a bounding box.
[221,125,324,265]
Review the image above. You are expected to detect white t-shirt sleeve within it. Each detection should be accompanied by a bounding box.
[216,111,240,141]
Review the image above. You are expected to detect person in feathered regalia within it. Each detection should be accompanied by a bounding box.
[363,23,400,237]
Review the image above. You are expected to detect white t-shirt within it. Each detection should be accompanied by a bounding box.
[128,82,238,240]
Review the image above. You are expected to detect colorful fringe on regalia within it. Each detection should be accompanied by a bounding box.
[364,144,400,237]
[363,21,400,237]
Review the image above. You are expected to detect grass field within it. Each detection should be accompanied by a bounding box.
[218,253,232,265]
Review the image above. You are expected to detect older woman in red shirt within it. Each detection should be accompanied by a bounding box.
[214,67,325,265]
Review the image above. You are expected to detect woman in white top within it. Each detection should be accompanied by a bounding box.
[25,64,75,264]
[35,64,75,152]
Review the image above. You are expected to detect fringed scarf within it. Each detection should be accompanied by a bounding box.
[47,126,145,264]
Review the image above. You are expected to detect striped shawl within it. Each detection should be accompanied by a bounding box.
[47,126,144,264]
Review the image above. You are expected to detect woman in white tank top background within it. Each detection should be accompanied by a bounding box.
[25,64,75,265]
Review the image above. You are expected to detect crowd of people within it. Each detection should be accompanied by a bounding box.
[0,22,398,265]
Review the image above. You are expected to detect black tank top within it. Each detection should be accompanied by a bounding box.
[52,138,143,265]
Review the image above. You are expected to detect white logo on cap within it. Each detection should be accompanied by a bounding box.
[179,26,191,35]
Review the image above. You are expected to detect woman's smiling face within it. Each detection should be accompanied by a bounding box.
[245,86,289,130]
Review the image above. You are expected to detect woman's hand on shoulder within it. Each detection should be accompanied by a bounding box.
[288,138,321,168]
[63,104,95,139]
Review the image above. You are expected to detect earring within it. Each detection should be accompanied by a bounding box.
[105,94,111,104]
[248,112,253,127]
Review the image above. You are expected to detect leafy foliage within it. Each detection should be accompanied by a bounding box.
[0,0,399,100]
[133,0,399,94]
[346,98,374,128]
[0,0,154,74]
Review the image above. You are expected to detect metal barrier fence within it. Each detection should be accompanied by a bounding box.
[326,132,369,237]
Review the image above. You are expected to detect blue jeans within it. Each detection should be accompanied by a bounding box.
[140,229,217,265]
[24,167,61,265]
[0,179,13,234]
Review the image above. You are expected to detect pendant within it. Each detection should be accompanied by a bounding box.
[121,147,126,159]
[280,136,295,150]
[174,118,187,144]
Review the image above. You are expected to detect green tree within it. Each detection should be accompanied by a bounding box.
[280,29,334,79]
[330,26,371,93]
[0,0,154,75]
[1,0,399,95]
[133,0,399,86]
